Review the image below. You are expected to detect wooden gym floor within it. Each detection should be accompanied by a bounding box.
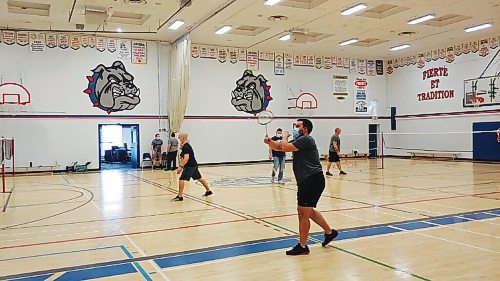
[1,158,499,280]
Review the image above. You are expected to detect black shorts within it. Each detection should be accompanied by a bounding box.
[179,166,202,181]
[328,151,340,162]
[297,172,325,208]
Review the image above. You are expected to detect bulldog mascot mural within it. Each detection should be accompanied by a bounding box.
[84,61,141,114]
[231,70,272,115]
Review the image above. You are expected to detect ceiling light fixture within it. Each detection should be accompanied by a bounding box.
[215,25,232,35]
[117,28,122,32]
[340,3,367,15]
[408,14,435,24]
[168,20,184,30]
[339,38,358,46]
[464,22,492,32]
[390,44,410,51]
[264,0,281,6]
[279,33,290,41]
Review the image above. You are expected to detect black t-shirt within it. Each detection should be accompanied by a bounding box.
[180,142,198,167]
[290,135,323,185]
[271,136,286,158]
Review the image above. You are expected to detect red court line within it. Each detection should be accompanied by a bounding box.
[3,191,497,251]
[0,218,247,250]
[259,191,500,220]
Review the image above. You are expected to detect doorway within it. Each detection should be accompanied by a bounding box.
[98,124,140,170]
[368,124,380,158]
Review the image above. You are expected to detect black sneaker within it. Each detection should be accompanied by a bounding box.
[203,190,213,197]
[286,243,310,255]
[325,172,333,176]
[339,171,347,175]
[322,229,339,247]
[171,196,183,201]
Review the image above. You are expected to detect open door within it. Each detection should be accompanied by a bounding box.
[130,125,140,168]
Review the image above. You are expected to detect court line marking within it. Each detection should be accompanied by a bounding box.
[3,208,497,281]
[0,245,121,262]
[120,245,153,281]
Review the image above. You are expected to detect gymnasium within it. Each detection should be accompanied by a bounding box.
[1,0,499,280]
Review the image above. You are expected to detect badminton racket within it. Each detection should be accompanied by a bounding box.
[256,110,274,135]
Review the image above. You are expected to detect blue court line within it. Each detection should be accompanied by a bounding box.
[53,263,136,280]
[153,209,499,269]
[120,245,153,281]
[0,245,121,262]
[6,208,499,280]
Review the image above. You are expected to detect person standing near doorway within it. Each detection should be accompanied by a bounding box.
[165,132,179,171]
[151,133,164,168]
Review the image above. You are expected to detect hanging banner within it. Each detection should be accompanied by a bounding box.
[343,57,350,68]
[315,56,323,69]
[490,36,498,49]
[367,60,376,76]
[117,40,131,59]
[307,55,314,67]
[229,49,238,64]
[454,44,462,56]
[285,53,293,69]
[446,46,455,63]
[96,37,106,52]
[218,48,227,63]
[386,60,393,74]
[357,59,366,74]
[292,54,300,66]
[238,49,246,61]
[107,38,116,53]
[131,41,147,64]
[246,51,259,71]
[16,31,29,46]
[335,57,342,67]
[81,35,89,48]
[29,33,45,52]
[471,41,479,53]
[349,58,357,73]
[425,51,431,62]
[274,53,284,75]
[208,47,217,59]
[200,46,209,58]
[58,34,69,49]
[393,58,399,68]
[46,33,57,48]
[354,78,368,114]
[332,75,348,102]
[191,45,200,58]
[70,35,80,50]
[324,56,332,69]
[88,36,96,48]
[462,42,471,54]
[2,31,15,45]
[375,60,383,75]
[479,39,489,57]
[417,54,425,68]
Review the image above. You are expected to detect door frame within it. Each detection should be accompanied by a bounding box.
[98,124,140,170]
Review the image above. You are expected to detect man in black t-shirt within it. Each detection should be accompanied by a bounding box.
[265,119,338,255]
[269,128,286,184]
[172,133,212,201]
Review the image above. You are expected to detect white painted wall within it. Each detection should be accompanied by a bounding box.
[386,48,500,159]
[183,56,387,163]
[0,40,169,170]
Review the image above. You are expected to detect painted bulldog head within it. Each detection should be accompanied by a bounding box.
[84,61,140,114]
[231,70,272,114]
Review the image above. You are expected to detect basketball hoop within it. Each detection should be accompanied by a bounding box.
[470,96,484,109]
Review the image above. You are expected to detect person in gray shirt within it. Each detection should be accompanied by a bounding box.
[326,128,347,176]
[165,132,179,170]
[265,119,338,256]
[151,133,163,168]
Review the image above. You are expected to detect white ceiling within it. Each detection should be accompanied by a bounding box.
[1,0,499,58]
